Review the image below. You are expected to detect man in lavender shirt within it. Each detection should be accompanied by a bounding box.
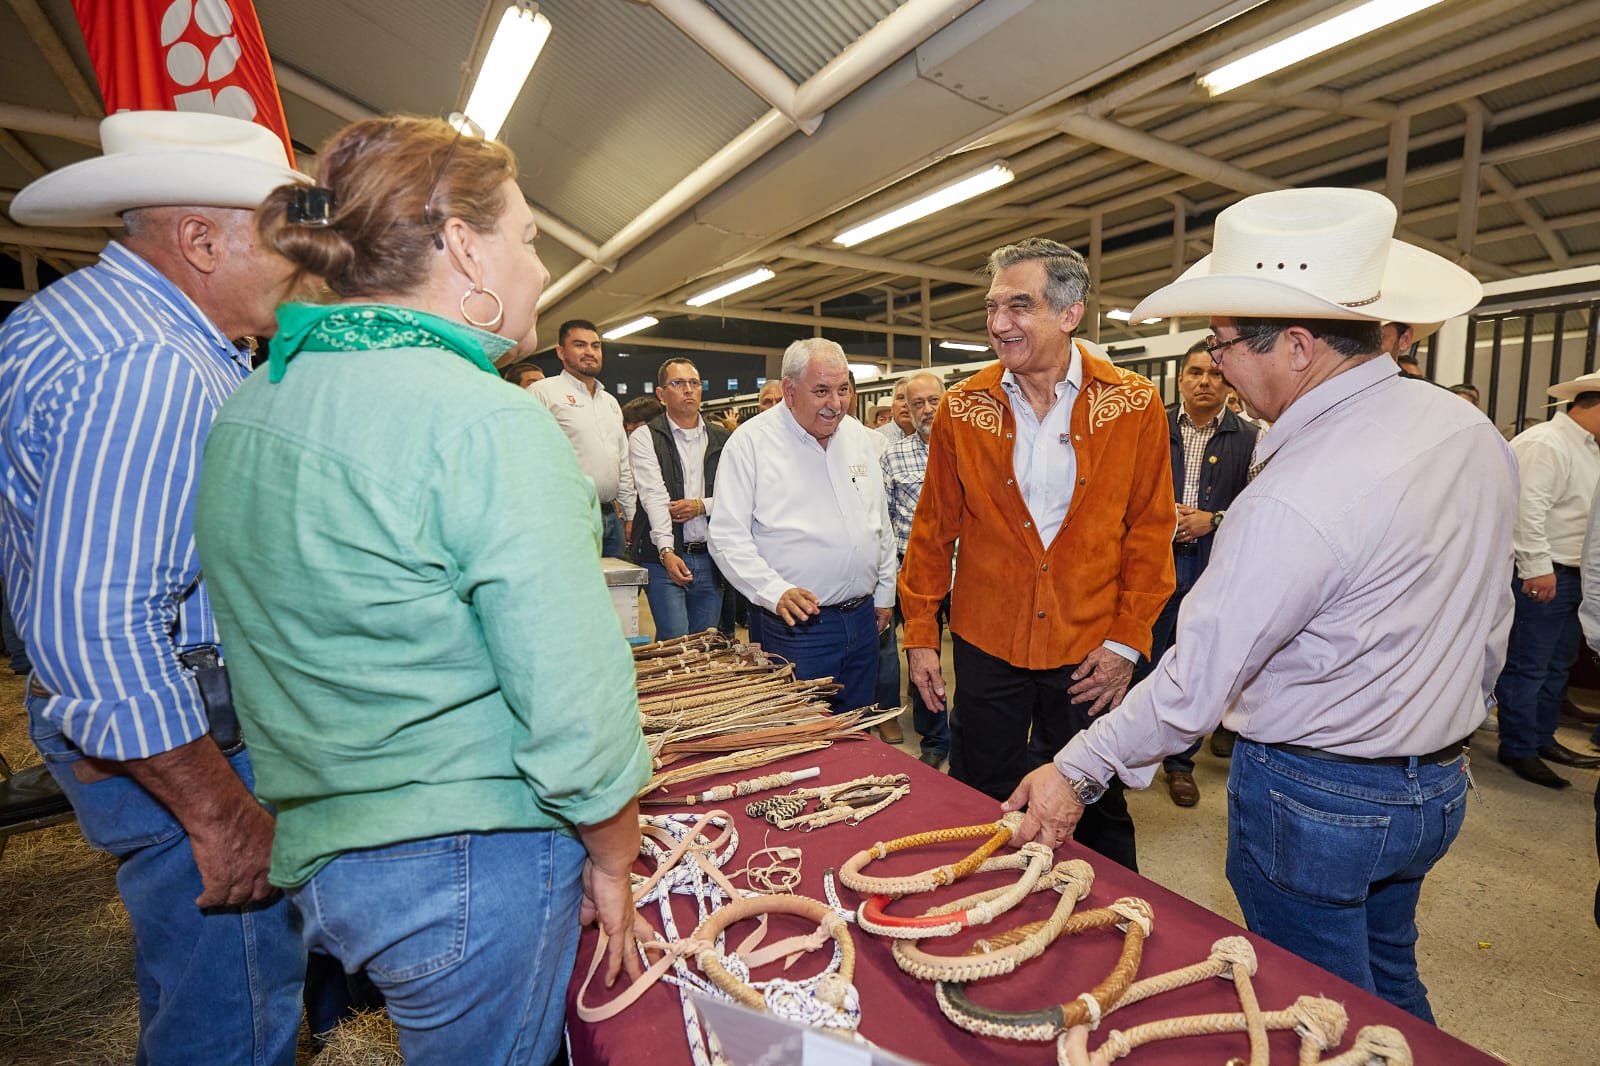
[1004,188,1512,1023]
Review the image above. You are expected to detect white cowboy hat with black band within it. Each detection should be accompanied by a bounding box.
[1548,371,1600,405]
[1131,187,1481,327]
[10,110,308,229]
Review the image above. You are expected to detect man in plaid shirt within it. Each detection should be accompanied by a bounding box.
[882,372,949,767]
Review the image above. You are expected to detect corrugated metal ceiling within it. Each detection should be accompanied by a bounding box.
[503,0,771,240]
[707,0,906,82]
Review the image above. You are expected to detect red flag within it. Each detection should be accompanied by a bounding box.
[70,0,296,165]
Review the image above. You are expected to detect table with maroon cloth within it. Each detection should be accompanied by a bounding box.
[567,739,1497,1065]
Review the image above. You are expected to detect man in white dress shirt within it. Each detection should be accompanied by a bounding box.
[877,379,912,444]
[1494,371,1600,787]
[1005,188,1509,1023]
[710,339,897,712]
[529,320,634,556]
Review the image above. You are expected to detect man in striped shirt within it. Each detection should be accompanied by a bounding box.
[0,112,307,1064]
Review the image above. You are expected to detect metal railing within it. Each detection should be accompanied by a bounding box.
[1462,295,1600,436]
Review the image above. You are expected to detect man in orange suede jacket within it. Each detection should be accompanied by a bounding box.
[899,237,1175,870]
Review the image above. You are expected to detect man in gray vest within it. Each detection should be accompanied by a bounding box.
[629,358,730,639]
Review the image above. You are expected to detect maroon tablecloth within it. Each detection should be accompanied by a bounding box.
[566,739,1497,1064]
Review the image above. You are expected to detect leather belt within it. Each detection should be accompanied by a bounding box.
[1172,541,1200,557]
[822,594,872,612]
[679,542,709,554]
[27,677,50,700]
[1261,739,1467,768]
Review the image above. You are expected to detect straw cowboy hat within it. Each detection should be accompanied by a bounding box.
[1132,187,1481,327]
[1548,371,1600,404]
[10,110,307,229]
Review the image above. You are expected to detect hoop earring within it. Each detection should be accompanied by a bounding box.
[461,285,504,331]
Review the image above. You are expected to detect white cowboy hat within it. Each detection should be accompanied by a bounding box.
[1132,187,1481,327]
[10,110,308,228]
[1548,371,1600,404]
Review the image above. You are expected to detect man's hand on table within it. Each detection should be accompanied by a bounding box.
[1068,646,1134,716]
[1003,763,1086,849]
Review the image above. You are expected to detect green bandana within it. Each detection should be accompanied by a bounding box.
[268,303,517,383]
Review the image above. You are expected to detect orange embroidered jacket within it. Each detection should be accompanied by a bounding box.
[899,342,1177,670]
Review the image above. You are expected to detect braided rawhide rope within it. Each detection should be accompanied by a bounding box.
[1313,1025,1412,1066]
[859,843,1062,940]
[1057,994,1352,1066]
[837,810,1025,896]
[689,892,859,1030]
[887,858,1095,978]
[933,897,1153,1042]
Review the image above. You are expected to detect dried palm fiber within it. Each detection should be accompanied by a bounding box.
[644,741,834,794]
[311,1009,404,1066]
[650,707,903,765]
[638,672,798,711]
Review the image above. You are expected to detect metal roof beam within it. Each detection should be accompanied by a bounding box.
[4,0,103,118]
[651,300,987,344]
[646,0,812,131]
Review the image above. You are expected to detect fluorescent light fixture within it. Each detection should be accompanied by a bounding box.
[834,164,1015,248]
[848,363,881,381]
[685,267,776,307]
[602,316,658,340]
[939,340,989,352]
[1106,309,1162,324]
[1199,0,1448,96]
[462,4,553,139]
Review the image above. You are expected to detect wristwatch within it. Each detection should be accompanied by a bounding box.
[1067,774,1105,805]
[1210,509,1226,530]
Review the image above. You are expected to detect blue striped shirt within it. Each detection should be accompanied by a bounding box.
[0,242,250,759]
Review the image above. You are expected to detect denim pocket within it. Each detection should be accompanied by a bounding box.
[26,695,186,855]
[1268,789,1389,905]
[309,835,470,983]
[1424,786,1469,868]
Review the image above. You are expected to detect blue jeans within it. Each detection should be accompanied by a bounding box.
[642,552,723,640]
[26,694,304,1066]
[1493,566,1583,758]
[902,598,950,757]
[876,613,902,711]
[1226,740,1469,1022]
[759,599,878,712]
[600,507,626,558]
[289,830,586,1065]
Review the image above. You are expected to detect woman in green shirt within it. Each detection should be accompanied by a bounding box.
[194,115,649,1064]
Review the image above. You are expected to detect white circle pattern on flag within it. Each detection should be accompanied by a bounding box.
[160,0,259,121]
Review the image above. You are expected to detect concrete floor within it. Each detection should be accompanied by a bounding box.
[662,601,1600,1066]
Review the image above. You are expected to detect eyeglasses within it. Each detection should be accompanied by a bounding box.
[423,112,485,250]
[663,378,702,390]
[1202,334,1246,363]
